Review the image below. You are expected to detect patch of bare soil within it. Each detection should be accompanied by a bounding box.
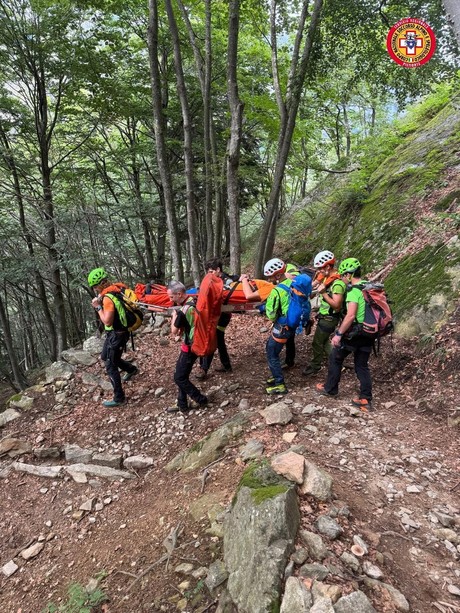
[0,311,459,613]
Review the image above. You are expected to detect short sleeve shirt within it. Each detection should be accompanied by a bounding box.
[346,281,367,323]
[254,280,275,302]
[318,279,346,316]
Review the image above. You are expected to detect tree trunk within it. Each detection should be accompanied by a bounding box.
[0,122,57,358]
[147,0,184,281]
[213,148,226,256]
[441,0,460,46]
[165,0,201,286]
[227,0,244,275]
[255,0,323,276]
[177,0,215,260]
[342,103,351,158]
[0,290,29,389]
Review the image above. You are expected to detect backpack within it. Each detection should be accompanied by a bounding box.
[277,273,312,333]
[191,273,223,357]
[352,282,394,339]
[105,285,144,332]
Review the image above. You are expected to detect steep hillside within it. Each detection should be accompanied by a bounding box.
[265,84,460,336]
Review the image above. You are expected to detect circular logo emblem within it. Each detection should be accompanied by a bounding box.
[386,18,436,67]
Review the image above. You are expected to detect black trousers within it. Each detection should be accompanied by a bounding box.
[200,312,232,371]
[101,330,136,402]
[175,350,208,409]
[324,339,373,401]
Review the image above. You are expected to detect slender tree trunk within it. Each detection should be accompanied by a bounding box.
[165,0,201,286]
[0,291,29,389]
[0,122,56,357]
[203,0,214,259]
[441,0,460,46]
[147,0,184,281]
[125,119,155,278]
[227,0,244,274]
[255,0,323,276]
[177,0,215,259]
[213,149,226,256]
[343,103,351,158]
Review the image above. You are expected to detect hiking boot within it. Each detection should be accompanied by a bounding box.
[302,366,320,376]
[281,362,294,370]
[315,383,337,397]
[215,364,232,373]
[195,367,207,380]
[122,367,139,382]
[351,398,373,412]
[190,398,208,410]
[266,376,276,385]
[103,399,125,408]
[266,383,288,395]
[166,402,190,414]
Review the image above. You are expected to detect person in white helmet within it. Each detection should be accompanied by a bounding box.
[263,258,293,394]
[302,250,346,376]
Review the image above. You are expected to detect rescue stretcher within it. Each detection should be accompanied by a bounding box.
[134,282,264,315]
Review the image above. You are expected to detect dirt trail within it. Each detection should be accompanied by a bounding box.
[0,315,459,613]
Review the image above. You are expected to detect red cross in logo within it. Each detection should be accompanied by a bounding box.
[398,30,423,55]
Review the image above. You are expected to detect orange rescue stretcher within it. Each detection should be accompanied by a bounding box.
[134,282,264,314]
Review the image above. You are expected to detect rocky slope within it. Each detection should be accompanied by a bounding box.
[247,84,460,336]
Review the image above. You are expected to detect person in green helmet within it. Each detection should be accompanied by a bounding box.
[316,257,374,412]
[88,268,138,408]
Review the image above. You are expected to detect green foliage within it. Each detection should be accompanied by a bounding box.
[43,582,107,613]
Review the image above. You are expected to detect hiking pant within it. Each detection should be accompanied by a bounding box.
[200,312,232,372]
[101,330,136,402]
[310,317,338,371]
[175,349,208,409]
[324,340,373,401]
[266,325,296,385]
[285,334,295,367]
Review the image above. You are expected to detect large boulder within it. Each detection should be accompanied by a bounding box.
[83,335,106,355]
[0,408,21,427]
[165,412,249,473]
[223,462,300,612]
[61,349,97,366]
[7,394,34,411]
[45,361,76,383]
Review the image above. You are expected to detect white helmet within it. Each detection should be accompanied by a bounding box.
[314,250,335,269]
[263,257,286,277]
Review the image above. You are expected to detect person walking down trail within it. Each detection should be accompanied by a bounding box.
[316,258,374,412]
[197,258,232,380]
[303,251,346,376]
[167,281,208,414]
[88,268,138,408]
[263,258,295,395]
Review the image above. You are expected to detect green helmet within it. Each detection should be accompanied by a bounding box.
[88,267,107,287]
[338,258,361,276]
[286,263,299,275]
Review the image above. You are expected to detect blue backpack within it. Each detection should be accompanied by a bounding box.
[277,274,312,333]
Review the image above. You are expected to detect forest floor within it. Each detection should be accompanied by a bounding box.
[0,309,459,613]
